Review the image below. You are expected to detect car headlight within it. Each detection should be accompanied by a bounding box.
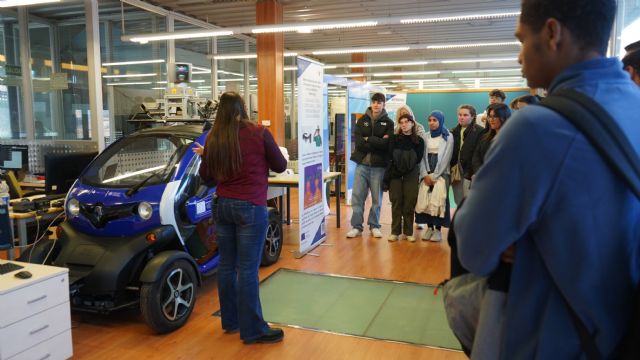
[138,201,153,220]
[67,198,80,217]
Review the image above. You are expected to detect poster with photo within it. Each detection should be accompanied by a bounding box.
[297,57,326,256]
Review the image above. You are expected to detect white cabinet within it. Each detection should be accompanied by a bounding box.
[0,261,72,360]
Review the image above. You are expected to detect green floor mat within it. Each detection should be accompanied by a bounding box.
[247,269,461,350]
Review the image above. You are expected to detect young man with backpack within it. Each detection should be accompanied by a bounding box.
[453,0,640,358]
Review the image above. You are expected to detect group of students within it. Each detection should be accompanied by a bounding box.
[346,89,531,243]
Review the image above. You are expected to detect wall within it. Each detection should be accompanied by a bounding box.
[406,90,530,130]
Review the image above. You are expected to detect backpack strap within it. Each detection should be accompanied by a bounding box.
[538,89,640,360]
[540,88,640,199]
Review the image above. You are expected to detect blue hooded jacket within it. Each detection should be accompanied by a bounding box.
[454,57,640,358]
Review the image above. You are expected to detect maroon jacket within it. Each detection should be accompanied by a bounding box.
[199,124,287,206]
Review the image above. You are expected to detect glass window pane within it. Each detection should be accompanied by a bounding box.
[30,24,57,139]
[0,13,23,139]
[100,12,166,142]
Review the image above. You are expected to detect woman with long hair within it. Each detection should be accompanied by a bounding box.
[471,103,512,176]
[387,114,424,242]
[197,92,287,344]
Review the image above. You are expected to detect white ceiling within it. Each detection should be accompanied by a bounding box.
[26,0,527,89]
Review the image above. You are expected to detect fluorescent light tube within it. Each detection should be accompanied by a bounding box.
[106,82,153,86]
[348,60,429,68]
[442,57,518,64]
[129,30,234,43]
[0,0,60,7]
[103,59,165,66]
[374,71,441,77]
[401,11,520,24]
[451,68,521,74]
[312,46,409,55]
[252,21,377,34]
[427,41,520,49]
[103,73,157,78]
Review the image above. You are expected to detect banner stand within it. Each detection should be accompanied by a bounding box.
[295,56,327,259]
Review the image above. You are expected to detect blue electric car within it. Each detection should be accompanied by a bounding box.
[24,124,283,333]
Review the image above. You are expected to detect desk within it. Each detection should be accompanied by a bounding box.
[268,171,342,228]
[19,181,45,189]
[0,261,73,359]
[6,207,64,260]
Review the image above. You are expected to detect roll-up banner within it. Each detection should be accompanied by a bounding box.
[296,56,326,257]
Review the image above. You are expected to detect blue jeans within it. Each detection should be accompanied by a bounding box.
[215,197,269,341]
[350,164,385,230]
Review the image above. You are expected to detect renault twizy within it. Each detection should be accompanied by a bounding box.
[23,124,283,333]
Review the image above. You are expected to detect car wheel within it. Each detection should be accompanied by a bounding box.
[260,208,282,266]
[140,259,197,334]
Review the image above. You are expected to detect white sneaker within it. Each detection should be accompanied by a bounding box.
[388,234,398,242]
[346,228,362,238]
[422,228,434,241]
[416,224,425,229]
[371,228,383,238]
[407,235,416,242]
[430,229,442,242]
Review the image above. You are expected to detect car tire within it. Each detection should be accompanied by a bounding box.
[140,259,197,334]
[260,208,282,266]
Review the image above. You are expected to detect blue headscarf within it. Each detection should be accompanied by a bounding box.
[428,110,449,140]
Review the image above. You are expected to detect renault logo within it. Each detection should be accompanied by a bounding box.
[94,205,103,219]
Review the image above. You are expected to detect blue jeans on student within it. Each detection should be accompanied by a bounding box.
[215,197,269,341]
[350,164,386,231]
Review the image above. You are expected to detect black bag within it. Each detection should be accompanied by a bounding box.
[539,89,640,360]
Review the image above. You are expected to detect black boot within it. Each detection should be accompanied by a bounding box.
[243,327,284,344]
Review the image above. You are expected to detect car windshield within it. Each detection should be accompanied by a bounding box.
[81,134,193,188]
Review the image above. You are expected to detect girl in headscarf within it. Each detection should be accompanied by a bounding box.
[416,110,454,241]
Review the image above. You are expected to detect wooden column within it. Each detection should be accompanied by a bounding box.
[256,0,284,143]
[351,53,367,83]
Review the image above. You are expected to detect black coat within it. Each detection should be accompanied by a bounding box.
[471,135,492,177]
[350,108,395,168]
[450,122,484,179]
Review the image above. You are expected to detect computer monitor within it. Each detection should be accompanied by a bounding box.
[45,152,98,194]
[0,144,29,171]
[0,204,12,250]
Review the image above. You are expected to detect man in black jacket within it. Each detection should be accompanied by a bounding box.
[346,93,394,238]
[449,104,483,206]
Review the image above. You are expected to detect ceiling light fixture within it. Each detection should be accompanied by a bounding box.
[0,0,60,7]
[103,73,157,79]
[312,46,410,55]
[211,52,297,60]
[348,60,429,68]
[451,68,521,73]
[441,57,518,64]
[102,59,165,66]
[401,11,520,24]
[374,70,441,77]
[106,82,153,86]
[251,21,378,34]
[125,30,234,44]
[426,41,520,49]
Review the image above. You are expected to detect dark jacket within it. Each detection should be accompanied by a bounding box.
[382,134,424,191]
[350,108,394,168]
[471,134,492,177]
[389,134,424,178]
[450,122,483,179]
